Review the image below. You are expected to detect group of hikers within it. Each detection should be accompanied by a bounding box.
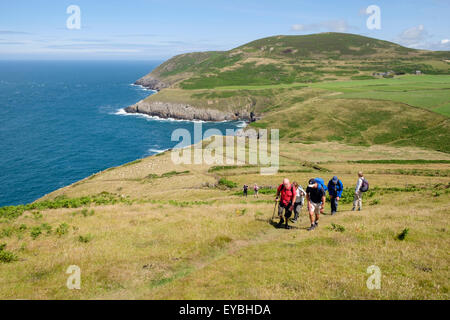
[243,171,369,231]
[243,184,260,198]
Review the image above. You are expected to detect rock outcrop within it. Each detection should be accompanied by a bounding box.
[134,75,168,91]
[125,101,248,122]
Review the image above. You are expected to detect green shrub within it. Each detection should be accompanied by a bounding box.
[0,192,133,221]
[32,211,43,220]
[56,223,69,237]
[218,178,237,189]
[0,227,14,238]
[78,234,93,243]
[397,228,409,241]
[40,223,52,235]
[330,223,345,233]
[0,249,17,263]
[81,209,94,217]
[160,170,190,178]
[30,226,42,240]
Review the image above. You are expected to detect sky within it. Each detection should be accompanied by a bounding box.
[0,0,449,60]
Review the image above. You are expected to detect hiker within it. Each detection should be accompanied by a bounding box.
[275,178,296,229]
[306,178,326,231]
[353,171,368,211]
[291,181,306,223]
[327,176,343,215]
[243,184,248,197]
[253,183,259,198]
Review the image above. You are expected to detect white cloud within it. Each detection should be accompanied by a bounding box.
[395,25,450,50]
[290,20,356,33]
[396,24,429,48]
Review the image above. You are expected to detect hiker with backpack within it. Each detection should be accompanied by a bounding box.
[275,178,297,229]
[253,183,259,198]
[306,178,326,231]
[327,176,343,215]
[243,184,249,197]
[291,181,306,223]
[353,171,369,211]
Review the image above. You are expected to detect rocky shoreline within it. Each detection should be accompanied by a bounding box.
[125,101,245,122]
[126,82,256,122]
[134,75,168,91]
[128,74,257,122]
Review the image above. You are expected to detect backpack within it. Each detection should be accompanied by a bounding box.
[279,184,295,205]
[314,178,328,192]
[280,184,295,194]
[360,179,369,192]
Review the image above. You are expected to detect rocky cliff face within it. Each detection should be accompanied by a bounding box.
[134,75,168,91]
[125,101,251,122]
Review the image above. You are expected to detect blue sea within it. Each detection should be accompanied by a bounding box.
[0,61,244,207]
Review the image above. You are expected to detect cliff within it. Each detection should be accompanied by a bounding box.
[125,100,253,122]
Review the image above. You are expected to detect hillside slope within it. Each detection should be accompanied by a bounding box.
[1,141,449,299]
[136,33,449,90]
[128,33,450,152]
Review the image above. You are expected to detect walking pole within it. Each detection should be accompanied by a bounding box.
[272,199,279,222]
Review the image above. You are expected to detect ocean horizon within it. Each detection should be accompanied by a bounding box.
[0,60,244,207]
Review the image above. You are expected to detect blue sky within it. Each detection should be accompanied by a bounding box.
[0,0,449,60]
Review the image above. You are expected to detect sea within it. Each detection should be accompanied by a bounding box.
[0,61,244,207]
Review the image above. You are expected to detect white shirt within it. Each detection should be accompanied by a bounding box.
[355,177,364,192]
[296,186,306,202]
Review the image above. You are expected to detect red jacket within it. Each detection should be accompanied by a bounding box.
[277,184,295,206]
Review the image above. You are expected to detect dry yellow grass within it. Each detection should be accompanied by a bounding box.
[0,141,449,299]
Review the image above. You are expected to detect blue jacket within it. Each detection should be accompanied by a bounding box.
[327,179,343,198]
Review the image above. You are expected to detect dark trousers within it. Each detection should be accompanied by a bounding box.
[293,201,303,220]
[331,197,339,213]
[278,202,292,224]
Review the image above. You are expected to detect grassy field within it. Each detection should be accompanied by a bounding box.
[0,140,449,299]
[311,75,450,117]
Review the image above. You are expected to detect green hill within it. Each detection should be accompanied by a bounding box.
[137,33,449,90]
[134,33,450,153]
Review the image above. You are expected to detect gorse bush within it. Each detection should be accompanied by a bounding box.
[330,223,346,233]
[0,192,132,220]
[0,224,28,239]
[41,223,52,235]
[56,223,69,237]
[30,226,42,240]
[78,234,93,243]
[218,178,237,189]
[0,243,17,263]
[32,211,42,220]
[146,171,190,179]
[397,228,409,241]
